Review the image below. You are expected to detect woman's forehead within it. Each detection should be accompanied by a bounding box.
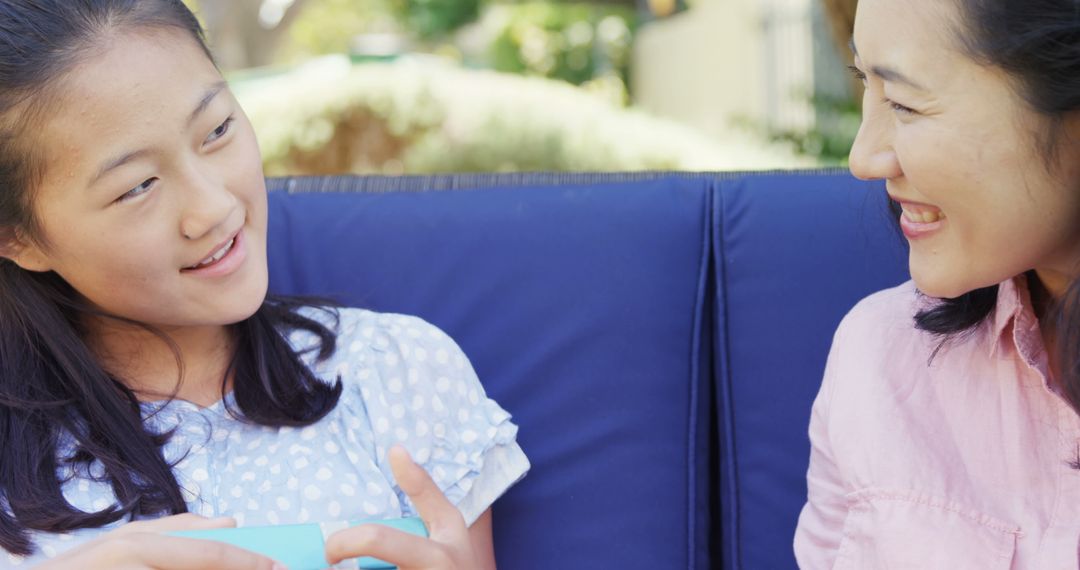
[853,0,962,58]
[853,0,976,93]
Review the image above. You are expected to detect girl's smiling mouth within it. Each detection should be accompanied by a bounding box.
[182,229,246,276]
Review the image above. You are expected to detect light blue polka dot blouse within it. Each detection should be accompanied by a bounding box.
[3,308,530,567]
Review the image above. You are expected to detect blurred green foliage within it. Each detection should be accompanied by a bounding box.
[234,58,805,175]
[281,0,397,61]
[396,0,483,39]
[770,95,860,165]
[280,0,635,99]
[486,3,635,88]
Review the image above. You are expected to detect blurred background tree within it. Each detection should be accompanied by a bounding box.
[185,0,855,174]
[821,0,860,101]
[184,0,312,69]
[394,0,483,40]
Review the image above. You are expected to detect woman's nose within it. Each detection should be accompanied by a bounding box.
[848,109,902,181]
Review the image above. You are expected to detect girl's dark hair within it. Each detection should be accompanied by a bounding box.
[0,0,342,555]
[912,1,1080,413]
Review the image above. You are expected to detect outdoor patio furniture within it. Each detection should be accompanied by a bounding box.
[265,170,910,570]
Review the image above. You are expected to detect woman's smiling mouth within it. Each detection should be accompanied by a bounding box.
[891,196,947,239]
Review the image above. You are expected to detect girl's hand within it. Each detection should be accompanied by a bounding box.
[36,513,282,570]
[324,446,496,570]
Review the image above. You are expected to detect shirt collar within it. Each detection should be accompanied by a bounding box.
[989,273,1041,359]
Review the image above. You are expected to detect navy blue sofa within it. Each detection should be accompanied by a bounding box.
[264,171,911,570]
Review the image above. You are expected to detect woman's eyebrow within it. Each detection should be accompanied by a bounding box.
[848,38,928,92]
[89,80,230,188]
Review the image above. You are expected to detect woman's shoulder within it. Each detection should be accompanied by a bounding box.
[827,280,936,355]
[822,281,937,400]
[840,280,921,333]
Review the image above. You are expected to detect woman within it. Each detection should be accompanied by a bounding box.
[0,1,528,568]
[794,0,1080,567]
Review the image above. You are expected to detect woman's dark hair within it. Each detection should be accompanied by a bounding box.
[0,0,342,555]
[912,1,1080,417]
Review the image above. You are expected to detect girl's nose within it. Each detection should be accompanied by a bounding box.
[179,171,238,242]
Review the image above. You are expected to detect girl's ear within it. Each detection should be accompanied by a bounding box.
[0,233,52,272]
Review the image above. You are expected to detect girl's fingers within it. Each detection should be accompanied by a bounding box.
[387,446,467,536]
[113,513,237,535]
[325,524,447,568]
[128,534,281,570]
[46,531,281,570]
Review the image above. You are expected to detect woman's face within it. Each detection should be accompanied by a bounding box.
[850,0,1080,299]
[11,28,268,329]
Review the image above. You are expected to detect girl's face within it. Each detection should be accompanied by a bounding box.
[850,0,1080,299]
[11,28,268,330]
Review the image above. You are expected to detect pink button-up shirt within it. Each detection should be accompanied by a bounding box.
[794,277,1080,569]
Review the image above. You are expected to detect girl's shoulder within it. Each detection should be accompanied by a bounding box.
[286,305,527,524]
[288,306,468,373]
[286,305,488,422]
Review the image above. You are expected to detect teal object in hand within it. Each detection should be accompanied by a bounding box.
[169,516,428,569]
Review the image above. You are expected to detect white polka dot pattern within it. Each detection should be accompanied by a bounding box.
[0,309,528,567]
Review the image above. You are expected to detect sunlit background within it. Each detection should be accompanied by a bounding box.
[184,0,860,176]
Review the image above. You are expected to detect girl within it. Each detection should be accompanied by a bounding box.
[795,0,1080,567]
[0,1,529,568]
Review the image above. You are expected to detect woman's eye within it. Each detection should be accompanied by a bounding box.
[888,100,917,116]
[117,178,157,203]
[205,116,234,144]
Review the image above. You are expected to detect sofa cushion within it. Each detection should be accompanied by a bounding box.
[712,172,909,569]
[266,176,715,570]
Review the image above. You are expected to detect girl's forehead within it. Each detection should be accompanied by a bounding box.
[39,29,222,181]
[57,29,216,112]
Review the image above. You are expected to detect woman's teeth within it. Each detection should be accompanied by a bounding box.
[190,238,235,269]
[901,208,945,224]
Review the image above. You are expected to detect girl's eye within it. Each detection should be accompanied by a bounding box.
[117,178,157,203]
[847,64,868,84]
[205,116,235,145]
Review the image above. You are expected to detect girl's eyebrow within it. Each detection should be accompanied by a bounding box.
[848,38,928,92]
[89,80,229,188]
[188,80,228,126]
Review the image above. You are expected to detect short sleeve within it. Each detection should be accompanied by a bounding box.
[350,312,529,525]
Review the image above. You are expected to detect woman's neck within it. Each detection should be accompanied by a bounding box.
[85,317,236,408]
[1029,270,1066,389]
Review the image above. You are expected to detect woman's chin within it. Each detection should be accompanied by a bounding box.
[911,270,1000,300]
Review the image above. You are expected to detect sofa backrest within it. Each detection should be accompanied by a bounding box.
[712,174,908,569]
[266,174,716,570]
[264,171,910,570]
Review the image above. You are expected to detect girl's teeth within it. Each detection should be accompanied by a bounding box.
[192,238,234,268]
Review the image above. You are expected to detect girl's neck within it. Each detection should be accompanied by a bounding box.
[85,317,236,408]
